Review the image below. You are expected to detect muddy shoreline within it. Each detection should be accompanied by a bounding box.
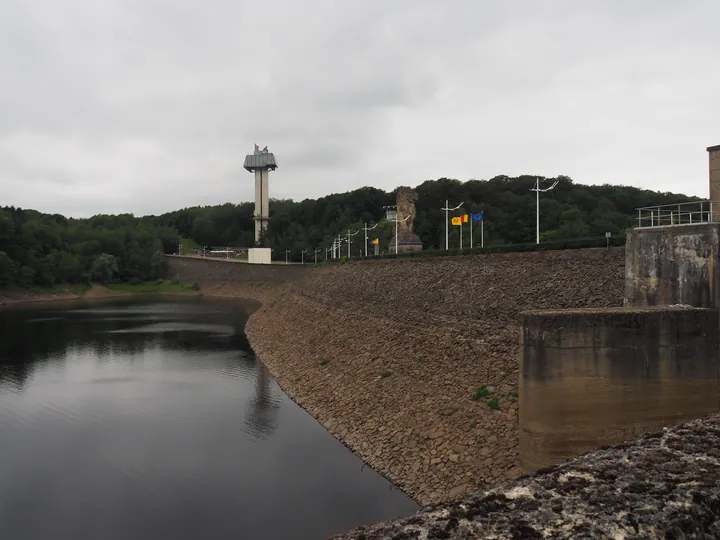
[0,284,200,308]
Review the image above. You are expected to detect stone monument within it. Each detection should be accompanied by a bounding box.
[389,187,423,254]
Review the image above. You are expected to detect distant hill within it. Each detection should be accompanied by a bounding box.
[152,175,700,254]
[0,175,701,286]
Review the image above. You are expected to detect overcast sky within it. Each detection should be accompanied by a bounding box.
[1,0,719,217]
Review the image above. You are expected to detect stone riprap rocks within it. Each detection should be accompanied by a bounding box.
[185,248,626,506]
[246,291,522,505]
[299,248,625,327]
[331,415,720,539]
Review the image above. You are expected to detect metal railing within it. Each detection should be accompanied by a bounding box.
[636,200,714,228]
[182,246,251,259]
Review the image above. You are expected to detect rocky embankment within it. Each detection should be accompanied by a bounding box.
[193,248,626,506]
[332,414,720,539]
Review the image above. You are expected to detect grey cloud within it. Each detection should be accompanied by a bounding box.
[0,0,719,217]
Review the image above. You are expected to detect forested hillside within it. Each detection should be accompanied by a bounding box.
[0,210,177,288]
[0,175,700,285]
[154,175,699,257]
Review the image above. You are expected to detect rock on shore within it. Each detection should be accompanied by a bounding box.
[331,414,720,539]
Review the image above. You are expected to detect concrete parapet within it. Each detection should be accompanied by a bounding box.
[519,306,719,473]
[625,223,720,308]
[167,256,309,286]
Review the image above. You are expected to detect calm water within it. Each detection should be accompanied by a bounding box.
[0,297,418,539]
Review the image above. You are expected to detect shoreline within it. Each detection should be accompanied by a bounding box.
[0,284,200,307]
[202,282,522,507]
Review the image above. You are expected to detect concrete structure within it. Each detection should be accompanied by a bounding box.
[710,144,720,222]
[520,144,720,473]
[625,223,720,309]
[243,144,277,245]
[519,307,719,473]
[168,256,309,285]
[248,247,272,265]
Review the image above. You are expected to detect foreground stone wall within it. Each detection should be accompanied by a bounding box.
[169,248,627,505]
[520,306,720,472]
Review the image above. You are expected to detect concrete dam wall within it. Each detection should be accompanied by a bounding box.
[520,306,719,472]
[168,248,627,504]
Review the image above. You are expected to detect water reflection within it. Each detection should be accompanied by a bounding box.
[245,362,280,439]
[0,297,418,539]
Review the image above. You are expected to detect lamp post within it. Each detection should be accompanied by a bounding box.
[383,205,411,255]
[314,248,321,264]
[394,215,410,255]
[345,229,360,258]
[334,236,342,259]
[301,249,307,264]
[441,200,464,250]
[362,222,379,257]
[285,249,290,264]
[530,177,559,244]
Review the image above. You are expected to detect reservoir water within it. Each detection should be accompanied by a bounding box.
[0,297,418,539]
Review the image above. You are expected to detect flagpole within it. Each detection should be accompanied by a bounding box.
[470,217,473,249]
[445,199,448,251]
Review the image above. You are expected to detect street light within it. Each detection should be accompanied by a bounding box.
[345,229,360,258]
[362,222,378,257]
[301,249,307,264]
[441,200,464,250]
[530,177,559,244]
[285,249,290,264]
[384,205,410,255]
[314,248,321,264]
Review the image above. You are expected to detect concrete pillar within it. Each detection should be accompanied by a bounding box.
[709,145,720,222]
[254,169,270,242]
[519,307,719,473]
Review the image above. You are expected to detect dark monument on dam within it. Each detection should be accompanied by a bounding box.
[519,143,720,473]
[388,187,423,254]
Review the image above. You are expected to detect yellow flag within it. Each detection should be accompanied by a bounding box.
[451,216,462,226]
[372,238,379,245]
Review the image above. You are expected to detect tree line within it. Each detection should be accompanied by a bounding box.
[154,175,699,260]
[0,210,176,288]
[0,174,700,285]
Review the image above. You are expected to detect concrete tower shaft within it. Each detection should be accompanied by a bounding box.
[243,145,277,245]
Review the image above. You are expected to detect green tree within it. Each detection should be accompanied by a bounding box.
[0,252,17,286]
[17,266,35,287]
[91,254,119,284]
[53,251,84,283]
[149,250,168,280]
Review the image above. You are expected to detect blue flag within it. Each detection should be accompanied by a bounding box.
[471,211,484,221]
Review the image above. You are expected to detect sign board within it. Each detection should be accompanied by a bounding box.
[385,209,397,221]
[605,232,611,238]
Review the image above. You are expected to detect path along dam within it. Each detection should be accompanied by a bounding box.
[168,247,628,505]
